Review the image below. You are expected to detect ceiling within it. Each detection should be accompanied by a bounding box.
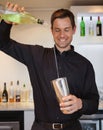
[0,0,103,11]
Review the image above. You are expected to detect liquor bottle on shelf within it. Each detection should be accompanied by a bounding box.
[2,82,8,103]
[89,16,94,36]
[0,87,2,102]
[21,84,28,102]
[96,16,102,36]
[9,81,14,102]
[28,86,33,102]
[80,16,85,36]
[15,80,21,102]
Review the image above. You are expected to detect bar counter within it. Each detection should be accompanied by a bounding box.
[0,102,34,111]
[0,100,103,111]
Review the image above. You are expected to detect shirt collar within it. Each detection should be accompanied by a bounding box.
[54,45,74,55]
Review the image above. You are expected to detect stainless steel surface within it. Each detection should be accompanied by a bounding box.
[51,77,69,114]
[80,120,100,130]
[80,114,103,119]
[101,120,103,130]
[0,126,12,130]
[0,122,19,130]
[51,77,69,100]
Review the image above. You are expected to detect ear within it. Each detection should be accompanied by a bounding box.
[51,27,53,34]
[73,26,76,34]
[50,27,53,32]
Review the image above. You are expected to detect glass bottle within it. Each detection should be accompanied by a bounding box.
[15,80,21,102]
[0,9,44,24]
[21,84,27,102]
[96,16,102,36]
[0,86,2,102]
[80,16,85,36]
[2,82,8,103]
[89,16,94,36]
[9,81,14,102]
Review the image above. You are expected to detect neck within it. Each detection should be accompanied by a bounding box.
[55,45,71,53]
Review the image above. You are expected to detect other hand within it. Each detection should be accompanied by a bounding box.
[60,94,82,114]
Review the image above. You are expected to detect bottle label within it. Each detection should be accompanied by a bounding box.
[96,25,102,36]
[80,26,85,36]
[2,97,7,102]
[89,26,94,36]
[96,26,99,35]
[16,95,21,102]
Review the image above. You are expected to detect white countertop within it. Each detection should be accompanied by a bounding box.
[0,102,34,111]
[0,101,103,111]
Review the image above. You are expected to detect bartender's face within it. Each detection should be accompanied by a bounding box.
[51,17,76,52]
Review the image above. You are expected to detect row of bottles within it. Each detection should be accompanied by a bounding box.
[0,80,33,103]
[80,16,102,36]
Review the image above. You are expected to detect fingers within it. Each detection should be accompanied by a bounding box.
[5,2,24,12]
[60,101,74,114]
[60,95,82,114]
[4,2,25,24]
[19,7,25,12]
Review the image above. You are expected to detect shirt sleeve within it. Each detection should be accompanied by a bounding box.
[0,20,12,49]
[79,62,99,115]
[0,20,33,66]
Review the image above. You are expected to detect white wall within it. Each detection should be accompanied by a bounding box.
[0,7,103,91]
[75,45,103,90]
[0,9,55,88]
[70,6,103,91]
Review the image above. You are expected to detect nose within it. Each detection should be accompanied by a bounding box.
[60,31,65,37]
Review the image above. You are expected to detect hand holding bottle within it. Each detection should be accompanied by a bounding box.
[6,2,24,13]
[1,2,24,24]
[0,2,44,25]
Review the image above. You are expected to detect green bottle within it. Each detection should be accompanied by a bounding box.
[80,16,85,36]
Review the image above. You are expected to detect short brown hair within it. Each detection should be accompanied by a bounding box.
[51,8,75,29]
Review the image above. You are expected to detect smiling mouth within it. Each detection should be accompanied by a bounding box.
[58,38,67,42]
[60,39,66,42]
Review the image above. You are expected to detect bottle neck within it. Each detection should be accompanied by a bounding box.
[98,16,100,21]
[4,83,6,90]
[97,16,101,24]
[90,16,92,21]
[81,17,83,21]
[17,80,19,86]
[4,86,6,90]
[10,81,13,86]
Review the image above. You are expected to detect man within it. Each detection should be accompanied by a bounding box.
[0,2,99,130]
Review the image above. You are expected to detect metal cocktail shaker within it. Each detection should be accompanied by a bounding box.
[51,77,70,108]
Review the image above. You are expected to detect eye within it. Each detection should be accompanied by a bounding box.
[54,28,60,32]
[64,27,72,32]
[65,27,71,32]
[65,28,69,32]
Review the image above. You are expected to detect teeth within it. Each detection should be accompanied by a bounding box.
[60,39,65,42]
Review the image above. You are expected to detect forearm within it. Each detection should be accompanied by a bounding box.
[60,94,99,115]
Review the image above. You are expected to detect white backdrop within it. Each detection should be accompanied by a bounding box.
[0,7,103,91]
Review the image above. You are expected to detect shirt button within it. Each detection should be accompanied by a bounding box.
[59,66,61,70]
[57,116,59,120]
